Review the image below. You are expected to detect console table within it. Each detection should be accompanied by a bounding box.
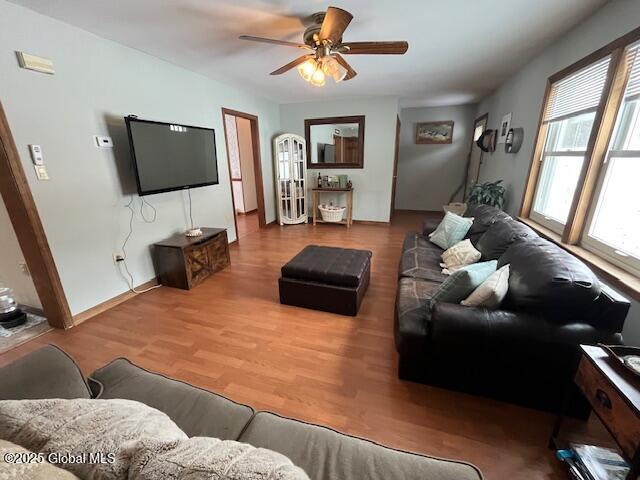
[311,187,353,228]
[154,228,230,290]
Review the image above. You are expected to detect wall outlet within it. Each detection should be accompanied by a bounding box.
[112,253,124,263]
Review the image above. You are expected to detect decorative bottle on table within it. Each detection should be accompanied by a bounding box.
[317,172,322,188]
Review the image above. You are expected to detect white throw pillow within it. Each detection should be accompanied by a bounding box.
[440,239,481,274]
[461,264,510,308]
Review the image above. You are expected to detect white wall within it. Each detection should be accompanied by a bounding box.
[280,97,399,222]
[395,105,477,211]
[0,197,42,309]
[474,0,640,344]
[0,0,280,315]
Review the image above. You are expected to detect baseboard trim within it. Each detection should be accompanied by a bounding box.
[352,219,390,225]
[394,209,443,215]
[72,277,160,326]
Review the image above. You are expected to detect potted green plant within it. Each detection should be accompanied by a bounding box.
[468,180,506,209]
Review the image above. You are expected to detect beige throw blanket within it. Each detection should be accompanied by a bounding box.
[0,399,309,480]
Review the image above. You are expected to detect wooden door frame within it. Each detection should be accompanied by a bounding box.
[0,102,73,329]
[389,115,401,219]
[462,112,489,200]
[221,108,267,239]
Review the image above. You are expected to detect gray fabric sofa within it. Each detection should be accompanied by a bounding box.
[0,345,483,480]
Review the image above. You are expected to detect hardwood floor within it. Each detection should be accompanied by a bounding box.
[235,210,260,239]
[1,212,571,479]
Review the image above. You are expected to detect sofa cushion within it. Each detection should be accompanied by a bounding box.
[0,345,91,400]
[429,212,473,250]
[431,261,498,304]
[281,245,372,288]
[399,232,447,283]
[476,218,537,260]
[463,204,511,245]
[238,411,482,480]
[498,238,601,321]
[89,358,254,440]
[395,276,440,342]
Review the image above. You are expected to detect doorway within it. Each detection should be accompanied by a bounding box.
[221,108,266,241]
[463,113,489,200]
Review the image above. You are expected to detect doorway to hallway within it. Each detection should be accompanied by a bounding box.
[221,108,266,241]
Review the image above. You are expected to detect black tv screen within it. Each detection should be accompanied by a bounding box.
[125,117,218,196]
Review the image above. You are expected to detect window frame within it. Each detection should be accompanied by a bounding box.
[521,26,640,297]
[581,96,640,277]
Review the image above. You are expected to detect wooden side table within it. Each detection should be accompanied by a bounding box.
[550,345,640,478]
[154,228,230,290]
[311,187,353,228]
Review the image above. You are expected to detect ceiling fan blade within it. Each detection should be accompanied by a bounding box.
[239,35,311,50]
[334,54,357,81]
[270,55,314,75]
[319,7,353,45]
[340,41,409,55]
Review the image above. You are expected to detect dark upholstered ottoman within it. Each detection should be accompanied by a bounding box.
[279,245,372,316]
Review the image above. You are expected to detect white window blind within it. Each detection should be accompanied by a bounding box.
[544,56,611,123]
[624,41,640,100]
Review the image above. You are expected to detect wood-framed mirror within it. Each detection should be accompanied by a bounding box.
[305,115,365,169]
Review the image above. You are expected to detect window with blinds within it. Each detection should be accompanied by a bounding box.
[543,57,612,123]
[625,42,640,101]
[530,55,612,232]
[522,29,640,287]
[583,41,640,276]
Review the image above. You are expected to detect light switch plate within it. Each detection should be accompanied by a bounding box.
[94,136,113,148]
[34,165,49,181]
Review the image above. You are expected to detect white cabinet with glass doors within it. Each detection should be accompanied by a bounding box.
[274,134,308,225]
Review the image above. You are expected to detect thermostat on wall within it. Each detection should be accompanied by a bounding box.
[94,136,113,148]
[28,144,44,165]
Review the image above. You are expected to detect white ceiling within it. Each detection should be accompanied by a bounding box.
[10,0,608,107]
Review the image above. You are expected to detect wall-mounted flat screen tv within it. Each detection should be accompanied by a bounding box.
[125,117,218,196]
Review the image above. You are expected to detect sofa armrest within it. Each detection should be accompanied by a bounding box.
[0,345,92,400]
[422,218,441,236]
[592,283,630,334]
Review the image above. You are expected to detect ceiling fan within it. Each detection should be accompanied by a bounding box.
[239,6,408,87]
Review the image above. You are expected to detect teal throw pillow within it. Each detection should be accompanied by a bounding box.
[429,211,473,250]
[430,260,498,304]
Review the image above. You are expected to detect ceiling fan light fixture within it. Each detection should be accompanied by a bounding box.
[322,57,347,83]
[240,7,407,85]
[310,67,326,87]
[297,58,317,82]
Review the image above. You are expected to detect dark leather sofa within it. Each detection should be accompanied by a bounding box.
[394,204,631,412]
